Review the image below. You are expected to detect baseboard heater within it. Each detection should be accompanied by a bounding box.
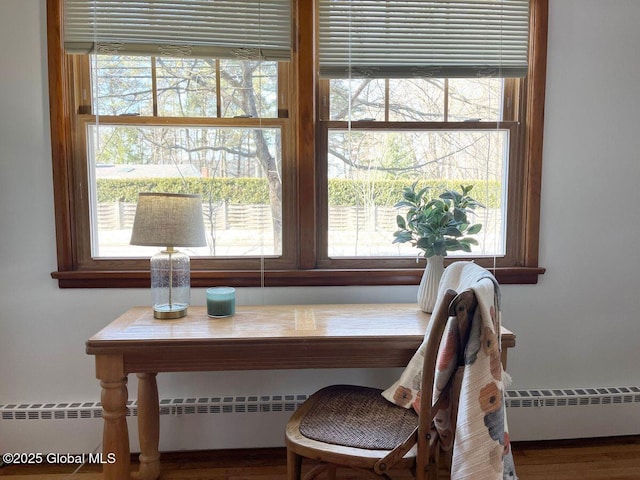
[506,386,640,408]
[0,394,309,421]
[2,387,640,421]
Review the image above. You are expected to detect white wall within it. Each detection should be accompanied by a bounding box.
[1,0,640,453]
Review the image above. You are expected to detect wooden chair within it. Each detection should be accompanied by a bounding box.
[285,288,477,480]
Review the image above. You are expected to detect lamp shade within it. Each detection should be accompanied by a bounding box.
[130,192,207,248]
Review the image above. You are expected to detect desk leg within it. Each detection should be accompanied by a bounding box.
[135,373,161,480]
[501,349,508,371]
[96,355,131,480]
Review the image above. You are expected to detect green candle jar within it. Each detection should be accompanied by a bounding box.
[206,287,236,318]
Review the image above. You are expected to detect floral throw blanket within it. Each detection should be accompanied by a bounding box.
[382,261,517,480]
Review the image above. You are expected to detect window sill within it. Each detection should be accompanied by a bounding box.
[51,266,545,288]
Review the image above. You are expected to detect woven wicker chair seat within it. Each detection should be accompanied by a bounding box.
[298,384,418,450]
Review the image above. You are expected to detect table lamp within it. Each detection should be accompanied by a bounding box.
[130,192,207,319]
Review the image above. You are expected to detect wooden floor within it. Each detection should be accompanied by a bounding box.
[1,436,640,479]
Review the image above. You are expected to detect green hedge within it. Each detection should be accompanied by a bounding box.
[96,178,269,204]
[327,179,501,208]
[97,178,502,208]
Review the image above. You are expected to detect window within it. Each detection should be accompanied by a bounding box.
[319,77,516,264]
[48,0,547,287]
[86,56,289,263]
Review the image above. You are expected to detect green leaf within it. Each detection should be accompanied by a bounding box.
[453,208,468,223]
[439,190,459,202]
[459,242,472,252]
[402,189,416,202]
[438,213,450,227]
[392,231,412,244]
[396,215,407,229]
[467,223,482,235]
[425,198,440,209]
[461,237,479,245]
[419,223,437,235]
[416,185,430,202]
[394,200,415,209]
[443,226,463,237]
[416,237,432,250]
[433,240,447,256]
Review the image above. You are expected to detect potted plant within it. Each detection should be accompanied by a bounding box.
[393,183,484,312]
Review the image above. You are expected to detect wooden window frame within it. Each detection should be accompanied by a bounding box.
[47,0,547,288]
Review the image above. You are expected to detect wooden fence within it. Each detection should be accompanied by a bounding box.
[96,201,400,232]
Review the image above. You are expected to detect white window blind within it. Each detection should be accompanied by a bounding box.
[63,0,292,60]
[319,0,530,78]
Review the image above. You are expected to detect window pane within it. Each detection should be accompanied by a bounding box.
[92,55,153,116]
[220,60,278,118]
[448,78,504,122]
[327,129,507,257]
[330,79,386,121]
[156,58,218,117]
[388,79,445,121]
[88,124,282,258]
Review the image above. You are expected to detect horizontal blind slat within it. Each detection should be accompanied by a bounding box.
[319,0,530,78]
[63,0,292,60]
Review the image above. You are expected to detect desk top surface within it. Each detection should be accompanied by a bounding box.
[87,304,514,353]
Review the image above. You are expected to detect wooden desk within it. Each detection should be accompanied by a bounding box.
[86,304,515,480]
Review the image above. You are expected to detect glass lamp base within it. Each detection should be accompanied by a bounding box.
[153,303,188,319]
[150,248,191,320]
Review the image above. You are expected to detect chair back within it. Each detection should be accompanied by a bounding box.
[415,288,479,478]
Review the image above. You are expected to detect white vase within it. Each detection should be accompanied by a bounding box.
[417,255,445,313]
